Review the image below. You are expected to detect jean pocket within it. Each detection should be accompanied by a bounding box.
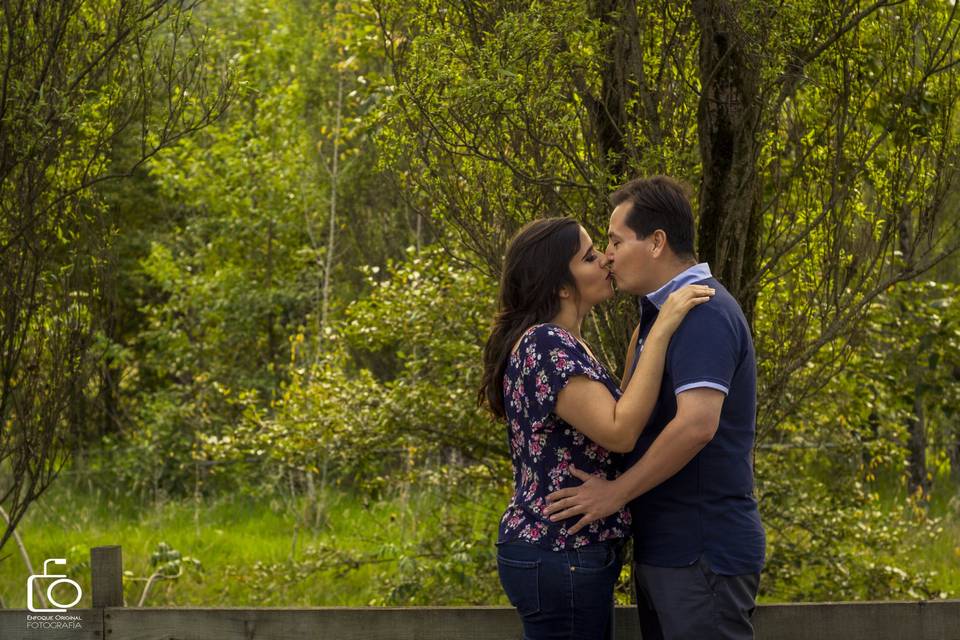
[497,554,541,616]
[571,544,619,574]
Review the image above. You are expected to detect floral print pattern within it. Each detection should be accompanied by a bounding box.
[498,324,631,551]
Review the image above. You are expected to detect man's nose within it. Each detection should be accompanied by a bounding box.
[599,253,612,269]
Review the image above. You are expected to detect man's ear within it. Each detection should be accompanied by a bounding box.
[650,229,668,258]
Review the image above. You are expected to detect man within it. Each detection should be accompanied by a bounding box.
[543,176,765,640]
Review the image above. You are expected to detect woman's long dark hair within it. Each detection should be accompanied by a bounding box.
[479,217,583,419]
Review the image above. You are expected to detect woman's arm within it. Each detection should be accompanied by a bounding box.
[554,284,713,453]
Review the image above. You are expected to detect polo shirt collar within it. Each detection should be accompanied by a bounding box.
[644,263,713,309]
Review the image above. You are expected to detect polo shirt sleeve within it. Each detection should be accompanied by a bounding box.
[518,325,605,416]
[667,305,739,396]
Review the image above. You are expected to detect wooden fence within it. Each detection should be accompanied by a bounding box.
[3,545,958,639]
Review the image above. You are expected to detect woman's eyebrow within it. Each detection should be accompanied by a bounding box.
[581,244,595,259]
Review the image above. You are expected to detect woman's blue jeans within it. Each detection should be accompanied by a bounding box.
[497,539,625,640]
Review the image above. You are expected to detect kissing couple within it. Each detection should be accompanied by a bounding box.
[479,176,766,640]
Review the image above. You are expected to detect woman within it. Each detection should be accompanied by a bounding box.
[479,217,712,640]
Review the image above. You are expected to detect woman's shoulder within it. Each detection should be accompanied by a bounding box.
[510,323,580,362]
[518,323,579,349]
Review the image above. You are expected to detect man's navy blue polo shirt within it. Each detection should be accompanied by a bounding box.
[626,263,765,576]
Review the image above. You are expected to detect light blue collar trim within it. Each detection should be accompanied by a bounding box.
[645,263,713,309]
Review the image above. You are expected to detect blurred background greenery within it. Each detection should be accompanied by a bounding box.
[2,0,959,607]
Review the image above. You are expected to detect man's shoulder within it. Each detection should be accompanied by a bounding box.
[688,278,747,322]
[670,279,751,353]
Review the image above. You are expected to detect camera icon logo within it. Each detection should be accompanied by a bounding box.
[27,558,83,613]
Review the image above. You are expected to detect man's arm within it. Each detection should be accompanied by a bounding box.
[544,387,724,534]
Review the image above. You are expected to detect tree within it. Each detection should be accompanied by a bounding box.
[96,0,417,500]
[373,0,960,436]
[371,0,960,598]
[0,0,231,552]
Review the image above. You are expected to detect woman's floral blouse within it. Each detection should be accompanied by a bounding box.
[497,323,631,550]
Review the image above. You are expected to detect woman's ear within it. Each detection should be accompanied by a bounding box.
[557,286,571,299]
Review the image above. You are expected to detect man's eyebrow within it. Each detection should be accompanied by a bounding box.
[607,231,620,240]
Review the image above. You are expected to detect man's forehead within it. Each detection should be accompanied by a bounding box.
[608,206,628,234]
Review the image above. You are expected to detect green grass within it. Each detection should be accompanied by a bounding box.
[874,475,960,598]
[1,477,508,608]
[3,473,958,607]
[922,516,960,596]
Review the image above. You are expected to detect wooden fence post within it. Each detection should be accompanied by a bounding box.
[91,545,124,607]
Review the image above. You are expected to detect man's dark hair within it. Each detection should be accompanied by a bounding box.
[609,175,696,259]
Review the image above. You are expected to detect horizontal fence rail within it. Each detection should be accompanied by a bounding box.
[4,602,960,640]
[5,546,959,639]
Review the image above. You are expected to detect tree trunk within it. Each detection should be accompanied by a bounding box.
[321,71,344,340]
[949,433,960,487]
[586,0,640,183]
[906,386,929,498]
[692,0,763,327]
[950,368,960,487]
[267,217,277,375]
[98,282,122,441]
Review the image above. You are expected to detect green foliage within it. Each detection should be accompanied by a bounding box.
[96,0,418,498]
[865,281,960,471]
[16,0,960,605]
[757,280,960,599]
[198,244,502,496]
[338,246,500,465]
[7,465,959,607]
[369,0,960,603]
[121,541,204,607]
[232,511,501,606]
[376,0,608,262]
[760,460,943,600]
[0,0,231,553]
[0,478,511,607]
